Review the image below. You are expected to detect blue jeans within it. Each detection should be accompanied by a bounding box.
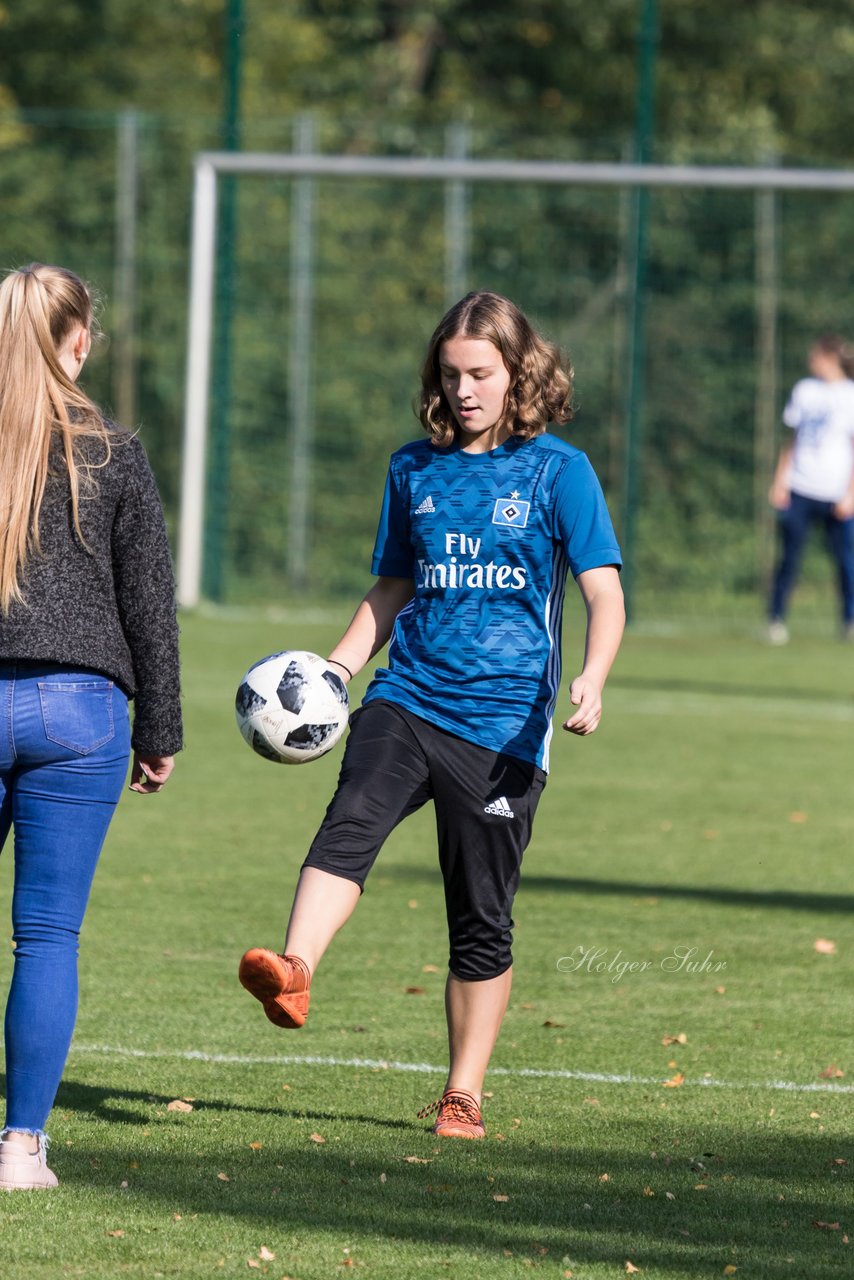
[769,491,854,624]
[0,663,130,1134]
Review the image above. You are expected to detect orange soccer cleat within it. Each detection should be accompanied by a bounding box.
[238,948,311,1028]
[417,1088,486,1139]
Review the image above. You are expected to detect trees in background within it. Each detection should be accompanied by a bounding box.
[2,2,854,606]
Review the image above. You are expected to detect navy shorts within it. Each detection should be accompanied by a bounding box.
[302,699,547,981]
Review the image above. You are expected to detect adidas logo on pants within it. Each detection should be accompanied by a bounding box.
[483,795,515,818]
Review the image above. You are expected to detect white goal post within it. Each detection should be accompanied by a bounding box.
[178,152,854,608]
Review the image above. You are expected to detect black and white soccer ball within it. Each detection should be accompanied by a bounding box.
[235,650,350,764]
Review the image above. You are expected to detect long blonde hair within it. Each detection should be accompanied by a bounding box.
[0,263,110,613]
[419,291,574,447]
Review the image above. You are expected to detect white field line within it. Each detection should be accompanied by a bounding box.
[70,1043,854,1094]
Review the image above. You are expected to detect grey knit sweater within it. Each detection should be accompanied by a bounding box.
[0,430,183,755]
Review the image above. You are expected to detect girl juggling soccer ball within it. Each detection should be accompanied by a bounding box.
[240,291,624,1138]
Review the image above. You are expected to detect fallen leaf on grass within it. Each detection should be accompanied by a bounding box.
[813,1221,840,1230]
[813,938,837,955]
[422,964,439,973]
[625,1263,640,1274]
[819,1065,845,1079]
[831,1157,848,1166]
[249,1141,263,1151]
[405,987,426,995]
[493,1193,509,1202]
[665,1192,676,1200]
[407,899,418,909]
[663,1072,685,1088]
[247,1261,261,1271]
[714,986,726,994]
[166,1099,193,1113]
[310,1132,326,1144]
[788,811,808,823]
[379,1172,387,1184]
[661,1033,688,1046]
[106,1230,125,1238]
[643,1186,655,1197]
[258,1246,275,1261]
[401,1156,432,1164]
[723,1267,737,1276]
[543,1019,565,1028]
[598,1173,610,1182]
[584,1097,600,1106]
[217,1172,230,1181]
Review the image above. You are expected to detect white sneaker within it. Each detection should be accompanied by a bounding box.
[0,1132,58,1191]
[766,620,789,645]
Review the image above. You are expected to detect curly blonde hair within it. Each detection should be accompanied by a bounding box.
[419,291,573,447]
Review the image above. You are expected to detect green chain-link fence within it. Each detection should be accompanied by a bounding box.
[4,108,853,624]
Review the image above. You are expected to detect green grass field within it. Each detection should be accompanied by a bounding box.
[1,607,852,1279]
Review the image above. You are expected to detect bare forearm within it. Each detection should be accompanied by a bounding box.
[328,577,414,681]
[772,442,794,487]
[845,441,854,501]
[832,442,854,518]
[563,566,624,736]
[580,586,626,687]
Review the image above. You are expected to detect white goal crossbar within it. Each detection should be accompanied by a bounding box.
[178,152,854,607]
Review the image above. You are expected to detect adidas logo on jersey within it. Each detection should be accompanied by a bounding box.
[414,494,436,515]
[483,795,515,818]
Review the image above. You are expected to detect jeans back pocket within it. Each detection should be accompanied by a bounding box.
[38,681,116,755]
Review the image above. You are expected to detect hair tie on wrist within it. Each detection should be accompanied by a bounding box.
[328,659,353,680]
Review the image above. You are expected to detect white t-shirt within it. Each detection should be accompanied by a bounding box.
[784,377,854,502]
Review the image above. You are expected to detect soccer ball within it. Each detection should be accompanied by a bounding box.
[235,650,350,764]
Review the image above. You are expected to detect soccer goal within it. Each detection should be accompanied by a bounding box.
[178,150,854,615]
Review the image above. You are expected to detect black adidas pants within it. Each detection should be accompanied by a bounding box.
[302,700,547,980]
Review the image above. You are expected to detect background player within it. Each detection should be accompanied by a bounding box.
[768,334,854,642]
[239,290,624,1139]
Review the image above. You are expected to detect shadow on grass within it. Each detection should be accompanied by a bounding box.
[48,1077,414,1132]
[52,1113,851,1279]
[377,863,854,914]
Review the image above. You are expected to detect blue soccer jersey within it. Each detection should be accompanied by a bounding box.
[362,432,622,770]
